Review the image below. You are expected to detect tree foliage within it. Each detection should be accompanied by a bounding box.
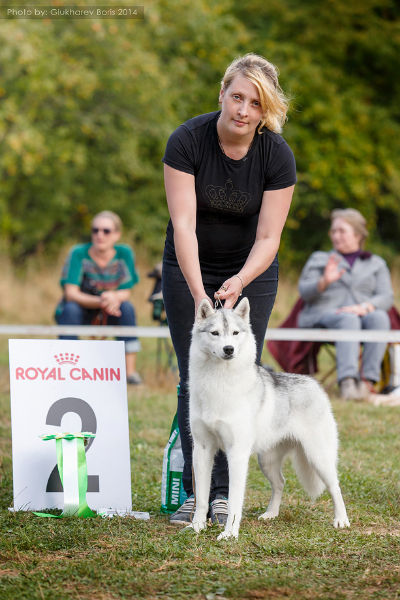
[0,0,243,260]
[0,0,400,268]
[231,0,400,266]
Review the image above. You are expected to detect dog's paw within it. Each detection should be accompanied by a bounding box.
[217,530,238,541]
[190,520,207,534]
[334,516,350,528]
[258,510,279,521]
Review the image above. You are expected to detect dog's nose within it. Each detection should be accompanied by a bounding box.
[223,345,234,356]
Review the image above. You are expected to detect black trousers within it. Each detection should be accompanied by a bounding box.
[162,247,279,502]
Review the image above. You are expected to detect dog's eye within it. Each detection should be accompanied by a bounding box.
[233,331,239,335]
[211,331,219,336]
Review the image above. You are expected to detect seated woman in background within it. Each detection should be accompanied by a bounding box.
[298,208,393,400]
[55,210,142,385]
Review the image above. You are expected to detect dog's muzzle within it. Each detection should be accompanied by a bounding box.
[223,345,234,359]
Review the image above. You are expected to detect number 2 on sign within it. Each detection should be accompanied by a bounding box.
[45,397,99,492]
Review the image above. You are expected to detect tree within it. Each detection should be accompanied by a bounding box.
[1,0,400,269]
[231,0,400,267]
[0,0,243,261]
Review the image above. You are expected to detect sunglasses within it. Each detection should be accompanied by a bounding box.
[92,227,114,235]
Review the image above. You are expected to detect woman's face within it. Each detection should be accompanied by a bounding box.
[218,75,264,138]
[91,217,121,252]
[329,217,362,254]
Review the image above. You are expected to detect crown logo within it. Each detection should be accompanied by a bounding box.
[54,353,80,365]
[205,179,251,213]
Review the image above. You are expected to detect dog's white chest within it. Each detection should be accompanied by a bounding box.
[191,393,252,453]
[191,414,235,453]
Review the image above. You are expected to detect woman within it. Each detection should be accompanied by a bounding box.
[56,210,142,385]
[298,208,394,400]
[162,54,296,525]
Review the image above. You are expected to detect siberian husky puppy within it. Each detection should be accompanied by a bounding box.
[188,298,350,540]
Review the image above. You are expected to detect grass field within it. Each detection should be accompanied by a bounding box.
[1,339,400,599]
[1,255,400,598]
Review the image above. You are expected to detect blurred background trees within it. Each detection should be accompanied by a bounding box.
[0,0,399,269]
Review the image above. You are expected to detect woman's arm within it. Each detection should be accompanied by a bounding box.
[164,164,211,313]
[365,260,394,311]
[337,258,394,315]
[64,284,102,309]
[64,285,130,317]
[216,186,295,309]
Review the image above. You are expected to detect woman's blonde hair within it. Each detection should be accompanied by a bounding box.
[330,208,369,248]
[221,53,290,134]
[92,210,122,232]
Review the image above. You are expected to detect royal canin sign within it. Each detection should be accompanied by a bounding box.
[15,352,121,382]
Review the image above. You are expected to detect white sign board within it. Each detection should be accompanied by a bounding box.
[9,339,132,512]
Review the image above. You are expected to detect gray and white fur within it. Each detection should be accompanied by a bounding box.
[188,298,350,540]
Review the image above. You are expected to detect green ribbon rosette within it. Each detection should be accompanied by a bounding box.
[34,432,96,518]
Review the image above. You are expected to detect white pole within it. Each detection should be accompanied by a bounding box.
[0,325,399,342]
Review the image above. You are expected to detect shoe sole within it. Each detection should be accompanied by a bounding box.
[169,519,192,525]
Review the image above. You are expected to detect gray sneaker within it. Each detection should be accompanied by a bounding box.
[358,379,376,401]
[169,496,195,525]
[210,494,229,526]
[339,377,360,400]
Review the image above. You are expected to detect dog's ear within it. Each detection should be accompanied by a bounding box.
[196,299,215,322]
[234,297,250,322]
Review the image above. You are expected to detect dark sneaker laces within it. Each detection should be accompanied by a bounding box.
[169,496,195,524]
[176,496,195,514]
[210,494,229,525]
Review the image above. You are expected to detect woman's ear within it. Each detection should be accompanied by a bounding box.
[218,87,225,104]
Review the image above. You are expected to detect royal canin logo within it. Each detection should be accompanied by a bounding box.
[15,352,120,382]
[54,352,80,365]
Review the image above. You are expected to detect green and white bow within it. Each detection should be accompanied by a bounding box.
[34,432,96,518]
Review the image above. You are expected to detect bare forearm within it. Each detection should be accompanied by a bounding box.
[174,229,205,301]
[164,165,208,309]
[318,276,329,293]
[238,237,280,287]
[114,289,131,303]
[65,287,102,309]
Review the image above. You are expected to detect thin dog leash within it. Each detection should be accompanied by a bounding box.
[215,293,224,309]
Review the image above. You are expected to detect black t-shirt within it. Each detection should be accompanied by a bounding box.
[162,111,296,265]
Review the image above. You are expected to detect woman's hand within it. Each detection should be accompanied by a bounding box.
[337,303,375,316]
[318,254,346,292]
[213,275,243,310]
[100,291,122,317]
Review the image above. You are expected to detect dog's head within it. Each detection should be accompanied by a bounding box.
[193,297,252,361]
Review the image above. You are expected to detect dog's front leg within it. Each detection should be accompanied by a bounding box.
[217,448,251,541]
[191,439,215,533]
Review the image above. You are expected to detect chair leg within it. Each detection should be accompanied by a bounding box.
[320,364,337,386]
[312,344,337,393]
[308,342,316,376]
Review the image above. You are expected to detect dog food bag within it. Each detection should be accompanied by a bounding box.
[160,387,187,514]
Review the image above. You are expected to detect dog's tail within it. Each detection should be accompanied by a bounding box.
[292,447,326,500]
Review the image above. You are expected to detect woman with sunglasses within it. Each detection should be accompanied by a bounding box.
[162,54,296,526]
[55,210,142,384]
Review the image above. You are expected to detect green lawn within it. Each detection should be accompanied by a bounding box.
[1,338,400,599]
